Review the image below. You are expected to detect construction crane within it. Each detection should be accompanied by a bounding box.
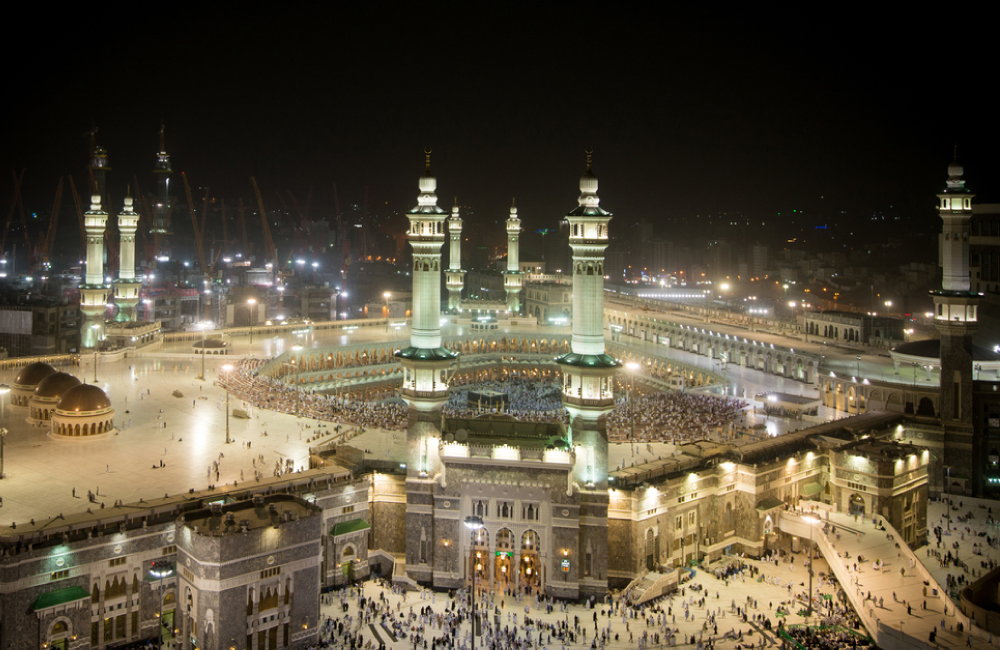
[66,175,88,261]
[287,189,314,254]
[251,176,279,283]
[334,182,348,278]
[237,197,250,260]
[1,169,25,263]
[181,172,210,286]
[34,177,64,272]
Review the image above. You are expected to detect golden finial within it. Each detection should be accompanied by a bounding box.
[585,148,593,171]
[454,196,458,207]
[512,197,516,207]
[424,147,432,171]
[953,145,958,163]
[126,184,131,198]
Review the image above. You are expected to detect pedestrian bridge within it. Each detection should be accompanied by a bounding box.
[777,510,988,650]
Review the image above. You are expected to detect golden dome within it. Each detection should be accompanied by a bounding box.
[34,372,82,399]
[14,362,57,387]
[56,384,112,413]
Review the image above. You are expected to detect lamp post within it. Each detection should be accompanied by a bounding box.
[149,560,173,649]
[0,385,8,479]
[197,322,211,381]
[221,364,234,444]
[803,516,820,618]
[286,345,303,418]
[247,298,257,344]
[626,362,639,457]
[944,465,953,529]
[464,515,484,650]
[383,292,391,332]
[90,324,101,382]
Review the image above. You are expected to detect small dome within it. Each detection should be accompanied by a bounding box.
[34,372,82,399]
[580,168,598,194]
[14,362,57,387]
[419,171,437,194]
[948,161,964,178]
[56,384,112,412]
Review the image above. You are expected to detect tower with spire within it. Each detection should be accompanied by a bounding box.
[446,199,465,312]
[80,195,110,348]
[396,152,458,584]
[151,123,173,270]
[113,194,142,322]
[933,154,982,493]
[554,152,617,598]
[504,199,523,313]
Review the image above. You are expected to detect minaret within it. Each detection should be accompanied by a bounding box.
[933,154,981,494]
[446,198,466,312]
[504,199,523,313]
[554,152,617,599]
[396,151,457,584]
[113,193,142,322]
[80,194,110,348]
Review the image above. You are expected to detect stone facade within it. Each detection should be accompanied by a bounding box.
[0,466,365,650]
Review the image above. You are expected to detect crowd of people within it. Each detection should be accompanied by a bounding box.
[217,359,751,450]
[444,378,566,422]
[782,625,875,650]
[608,391,748,443]
[217,359,408,431]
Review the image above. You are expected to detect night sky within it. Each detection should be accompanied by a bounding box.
[3,10,998,241]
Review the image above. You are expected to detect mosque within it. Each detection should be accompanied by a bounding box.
[0,155,982,650]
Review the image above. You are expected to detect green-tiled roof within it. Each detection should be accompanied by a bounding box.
[554,352,621,368]
[394,346,458,361]
[31,586,89,611]
[565,206,612,217]
[331,518,371,537]
[756,496,785,512]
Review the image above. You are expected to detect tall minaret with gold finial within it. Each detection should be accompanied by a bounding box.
[113,192,142,322]
[446,198,465,312]
[504,198,523,314]
[555,151,617,598]
[80,194,110,348]
[396,150,458,584]
[933,151,982,495]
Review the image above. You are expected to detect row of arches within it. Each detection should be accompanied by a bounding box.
[51,418,115,437]
[607,314,816,383]
[821,379,938,416]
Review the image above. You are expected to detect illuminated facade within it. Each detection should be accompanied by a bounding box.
[446,200,465,311]
[931,159,981,491]
[80,195,109,349]
[113,196,142,322]
[503,200,523,313]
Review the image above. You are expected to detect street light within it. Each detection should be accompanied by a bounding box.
[149,560,174,649]
[91,324,101,382]
[802,516,820,617]
[247,298,257,344]
[383,292,391,332]
[626,362,639,457]
[197,322,211,381]
[464,515,484,650]
[0,385,9,479]
[286,345,303,418]
[221,364,234,444]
